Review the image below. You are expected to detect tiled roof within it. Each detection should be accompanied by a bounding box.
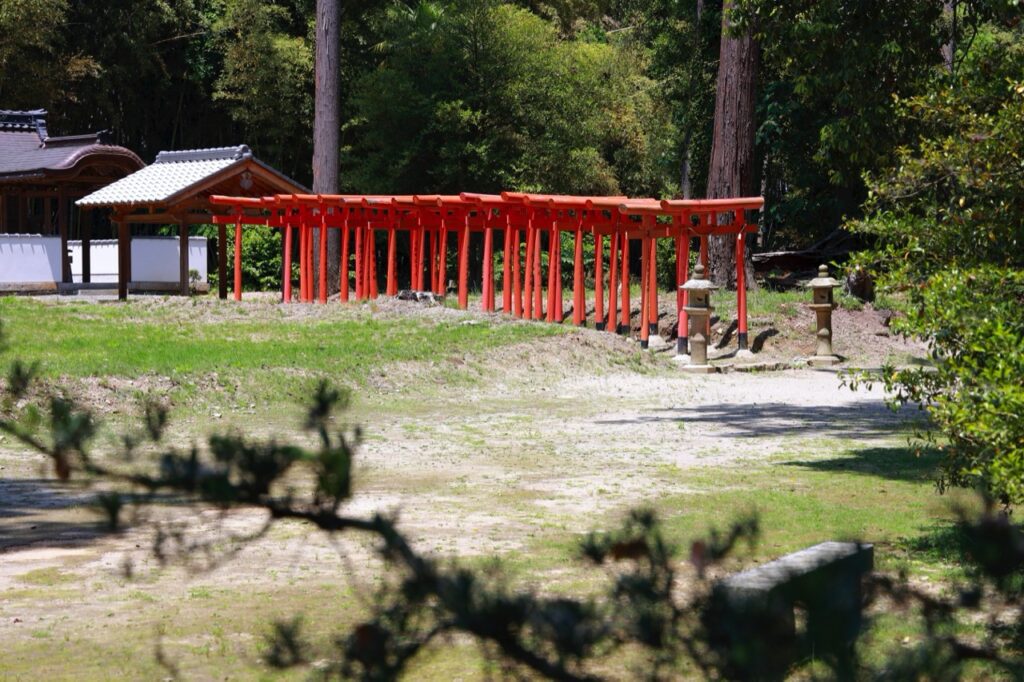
[77,145,307,208]
[0,109,142,180]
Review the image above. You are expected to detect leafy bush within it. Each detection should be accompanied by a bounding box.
[849,268,1024,505]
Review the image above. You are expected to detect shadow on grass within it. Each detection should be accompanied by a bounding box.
[782,446,943,483]
[598,401,922,440]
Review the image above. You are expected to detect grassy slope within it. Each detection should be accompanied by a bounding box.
[0,296,985,680]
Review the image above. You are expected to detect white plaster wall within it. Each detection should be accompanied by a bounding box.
[69,237,208,284]
[0,235,61,283]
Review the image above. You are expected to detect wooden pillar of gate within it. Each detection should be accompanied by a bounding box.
[573,223,585,326]
[340,209,350,302]
[648,232,658,336]
[218,221,228,300]
[606,231,619,332]
[233,213,243,302]
[677,224,690,355]
[387,223,398,297]
[534,223,543,320]
[502,215,513,314]
[483,223,494,312]
[512,226,523,317]
[546,225,557,323]
[354,221,364,299]
[619,235,630,335]
[318,206,328,303]
[81,207,92,284]
[458,213,470,309]
[594,231,605,330]
[523,216,535,320]
[179,217,190,296]
[283,221,293,303]
[640,233,650,348]
[115,215,128,301]
[736,230,748,351]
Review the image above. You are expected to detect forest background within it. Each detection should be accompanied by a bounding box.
[2,0,1018,253]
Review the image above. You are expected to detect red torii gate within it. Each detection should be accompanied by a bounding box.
[209,193,762,355]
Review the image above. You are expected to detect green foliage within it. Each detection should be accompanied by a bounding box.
[0,0,71,107]
[848,269,1024,505]
[733,0,948,245]
[345,1,675,197]
[845,23,1024,504]
[193,224,284,292]
[851,80,1024,278]
[213,0,314,180]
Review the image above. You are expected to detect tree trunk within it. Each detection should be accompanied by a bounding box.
[706,0,758,289]
[313,0,341,297]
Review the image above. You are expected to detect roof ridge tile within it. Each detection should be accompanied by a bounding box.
[154,145,252,164]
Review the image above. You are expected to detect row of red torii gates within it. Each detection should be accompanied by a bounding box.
[209,193,763,354]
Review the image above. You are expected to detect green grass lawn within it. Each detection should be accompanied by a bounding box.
[0,297,562,380]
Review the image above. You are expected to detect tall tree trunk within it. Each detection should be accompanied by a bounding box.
[706,0,758,289]
[313,0,341,297]
[678,0,704,199]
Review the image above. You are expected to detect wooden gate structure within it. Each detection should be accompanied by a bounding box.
[209,193,762,355]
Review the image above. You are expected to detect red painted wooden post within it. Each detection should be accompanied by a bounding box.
[620,236,631,334]
[524,217,535,320]
[354,223,364,299]
[502,215,513,314]
[555,226,565,323]
[736,231,748,351]
[674,222,684,336]
[546,225,557,323]
[607,231,619,332]
[648,234,658,335]
[677,230,690,355]
[513,227,523,317]
[386,225,397,296]
[318,207,328,304]
[409,218,419,291]
[283,222,293,303]
[640,234,650,347]
[298,219,307,301]
[306,215,314,301]
[429,228,438,293]
[700,228,709,337]
[458,215,470,309]
[573,224,584,326]
[534,223,544,320]
[439,219,448,296]
[340,210,350,302]
[483,225,494,312]
[594,231,605,330]
[368,227,379,298]
[233,212,243,302]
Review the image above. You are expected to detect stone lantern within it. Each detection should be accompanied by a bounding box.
[806,264,841,366]
[678,264,718,373]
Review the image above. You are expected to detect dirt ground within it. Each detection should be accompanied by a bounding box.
[0,295,928,679]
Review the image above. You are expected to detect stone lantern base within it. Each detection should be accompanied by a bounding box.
[680,363,718,374]
[807,354,840,367]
